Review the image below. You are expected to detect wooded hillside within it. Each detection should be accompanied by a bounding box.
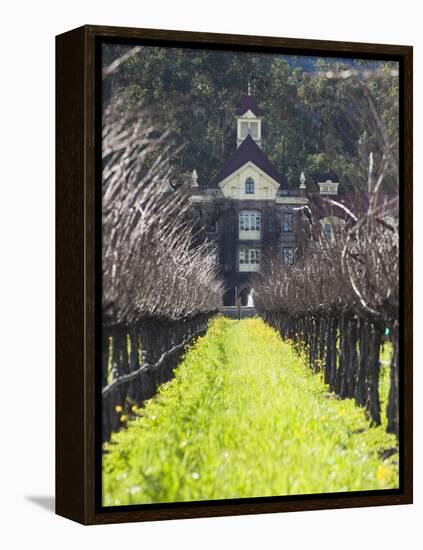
[103,44,399,191]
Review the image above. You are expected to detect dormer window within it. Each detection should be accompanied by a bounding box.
[245,177,254,194]
[323,222,333,240]
[318,179,339,195]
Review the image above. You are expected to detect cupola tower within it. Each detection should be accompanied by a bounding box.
[235,84,263,148]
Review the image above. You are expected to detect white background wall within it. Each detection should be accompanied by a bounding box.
[1,1,420,547]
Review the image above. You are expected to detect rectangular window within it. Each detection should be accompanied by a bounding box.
[251,249,260,264]
[249,122,258,138]
[240,248,260,264]
[323,222,333,240]
[239,212,245,231]
[283,212,293,232]
[239,211,261,232]
[239,247,261,271]
[207,221,218,234]
[240,122,248,138]
[283,247,294,265]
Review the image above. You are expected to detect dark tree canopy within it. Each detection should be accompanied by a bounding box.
[103,44,399,192]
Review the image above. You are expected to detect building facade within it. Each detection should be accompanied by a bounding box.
[189,92,344,306]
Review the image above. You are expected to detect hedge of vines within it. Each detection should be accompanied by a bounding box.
[254,196,399,436]
[101,99,223,440]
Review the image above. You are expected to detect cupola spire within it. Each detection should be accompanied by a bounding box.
[235,91,263,148]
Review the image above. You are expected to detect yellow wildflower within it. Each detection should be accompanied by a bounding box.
[376,464,392,483]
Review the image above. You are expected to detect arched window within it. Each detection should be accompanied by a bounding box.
[245,177,254,194]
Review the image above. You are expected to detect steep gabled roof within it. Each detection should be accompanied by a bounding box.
[208,134,288,188]
[235,95,263,117]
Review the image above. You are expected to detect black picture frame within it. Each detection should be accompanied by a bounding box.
[56,24,413,525]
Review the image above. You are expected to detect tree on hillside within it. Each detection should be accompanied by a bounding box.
[102,44,399,192]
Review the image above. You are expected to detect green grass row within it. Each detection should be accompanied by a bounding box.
[102,316,398,506]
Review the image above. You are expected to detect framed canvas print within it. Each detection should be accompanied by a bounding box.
[56,25,413,524]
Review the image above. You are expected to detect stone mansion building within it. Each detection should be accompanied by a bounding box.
[189,92,345,306]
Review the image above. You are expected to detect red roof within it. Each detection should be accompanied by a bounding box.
[308,192,398,221]
[235,95,263,117]
[208,135,288,188]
